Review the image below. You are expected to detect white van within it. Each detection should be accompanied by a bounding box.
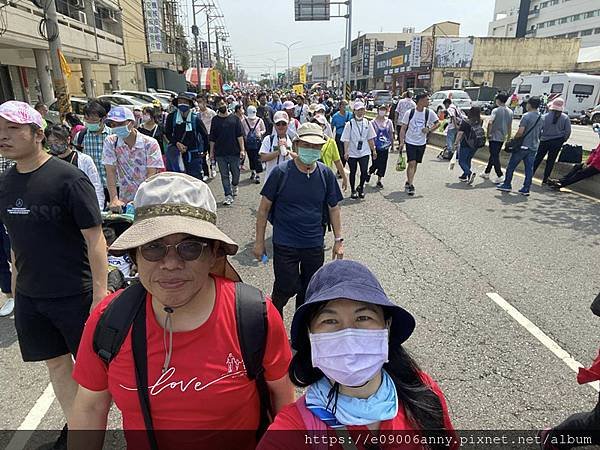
[511,72,600,119]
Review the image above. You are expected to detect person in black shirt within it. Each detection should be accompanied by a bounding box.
[0,101,107,446]
[257,91,274,136]
[165,92,210,181]
[209,98,246,206]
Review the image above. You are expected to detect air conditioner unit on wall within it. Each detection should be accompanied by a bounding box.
[76,10,87,24]
[453,78,462,89]
[483,80,491,87]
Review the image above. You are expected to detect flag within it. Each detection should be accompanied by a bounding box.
[58,50,72,79]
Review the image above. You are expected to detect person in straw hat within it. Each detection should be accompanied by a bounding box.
[70,172,294,449]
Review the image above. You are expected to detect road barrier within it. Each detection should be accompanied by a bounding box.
[428,132,600,199]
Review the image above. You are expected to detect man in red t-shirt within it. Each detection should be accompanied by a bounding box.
[69,172,294,450]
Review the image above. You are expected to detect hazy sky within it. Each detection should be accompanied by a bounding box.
[213,0,496,79]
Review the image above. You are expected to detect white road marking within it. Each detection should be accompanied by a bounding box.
[5,383,56,450]
[487,292,599,392]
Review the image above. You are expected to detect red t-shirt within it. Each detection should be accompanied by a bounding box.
[73,276,292,449]
[257,373,458,450]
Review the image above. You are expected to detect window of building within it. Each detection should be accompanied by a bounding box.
[397,41,405,48]
[585,11,596,19]
[541,1,549,6]
[551,0,559,5]
[376,40,384,52]
[559,17,568,24]
[581,29,594,36]
[595,28,600,34]
[573,84,594,96]
[538,22,546,28]
[567,32,579,38]
[572,14,581,21]
[550,83,564,94]
[547,19,556,26]
[518,84,532,94]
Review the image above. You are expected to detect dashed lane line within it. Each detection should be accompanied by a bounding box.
[487,292,599,393]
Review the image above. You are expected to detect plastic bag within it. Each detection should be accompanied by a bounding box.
[448,148,457,170]
[177,153,186,172]
[396,154,407,172]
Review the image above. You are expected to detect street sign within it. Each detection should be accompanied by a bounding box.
[294,0,330,21]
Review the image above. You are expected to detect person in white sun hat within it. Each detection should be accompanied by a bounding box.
[70,172,294,450]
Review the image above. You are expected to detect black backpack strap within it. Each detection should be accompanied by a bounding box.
[235,282,271,440]
[131,298,159,450]
[408,108,415,124]
[93,282,147,364]
[75,128,87,151]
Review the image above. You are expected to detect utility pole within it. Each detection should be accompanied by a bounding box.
[43,0,71,116]
[191,0,201,92]
[344,0,352,99]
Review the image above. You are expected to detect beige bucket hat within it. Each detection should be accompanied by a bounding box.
[111,172,240,279]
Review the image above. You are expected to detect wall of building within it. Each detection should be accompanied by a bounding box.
[66,62,142,96]
[432,36,580,91]
[121,0,148,65]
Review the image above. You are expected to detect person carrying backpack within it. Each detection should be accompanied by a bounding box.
[164,92,210,181]
[69,172,294,450]
[242,106,266,184]
[254,123,344,317]
[452,106,486,185]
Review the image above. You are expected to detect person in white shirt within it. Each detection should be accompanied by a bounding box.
[395,91,416,144]
[398,93,440,196]
[341,101,377,200]
[309,103,334,138]
[242,106,267,184]
[443,98,461,156]
[45,124,105,209]
[259,111,297,179]
[283,101,300,140]
[295,96,309,124]
[197,94,217,134]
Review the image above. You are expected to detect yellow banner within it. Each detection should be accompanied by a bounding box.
[293,83,304,95]
[391,55,404,67]
[299,64,307,84]
[209,69,221,93]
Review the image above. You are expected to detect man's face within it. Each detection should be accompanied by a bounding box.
[37,106,48,117]
[293,139,322,152]
[84,113,103,129]
[136,233,218,309]
[0,117,44,161]
[418,97,430,108]
[259,95,267,106]
[285,109,294,120]
[273,95,280,102]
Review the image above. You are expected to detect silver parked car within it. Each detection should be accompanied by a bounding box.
[430,90,473,114]
[46,97,88,125]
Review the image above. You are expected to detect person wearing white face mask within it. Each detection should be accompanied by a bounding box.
[258,260,457,450]
[103,106,164,212]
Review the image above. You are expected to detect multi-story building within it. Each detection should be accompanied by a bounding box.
[0,0,126,103]
[310,55,331,85]
[337,22,460,92]
[488,0,600,47]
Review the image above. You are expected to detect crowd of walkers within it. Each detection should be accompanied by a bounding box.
[0,87,598,450]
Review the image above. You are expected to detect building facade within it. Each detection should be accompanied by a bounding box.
[0,0,125,103]
[431,36,581,91]
[489,0,600,47]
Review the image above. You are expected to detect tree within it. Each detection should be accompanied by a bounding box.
[175,24,191,70]
[215,61,235,83]
[258,79,271,88]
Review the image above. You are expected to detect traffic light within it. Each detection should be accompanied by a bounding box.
[80,77,86,95]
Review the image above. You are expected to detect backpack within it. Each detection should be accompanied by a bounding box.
[75,128,88,151]
[245,118,261,150]
[267,159,331,228]
[466,121,486,149]
[407,107,430,127]
[92,281,271,448]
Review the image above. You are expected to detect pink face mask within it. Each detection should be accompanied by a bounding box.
[310,328,389,387]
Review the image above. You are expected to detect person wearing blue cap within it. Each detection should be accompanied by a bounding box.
[258,260,457,450]
[103,106,164,212]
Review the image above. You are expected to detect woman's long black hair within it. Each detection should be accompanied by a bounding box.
[289,304,452,449]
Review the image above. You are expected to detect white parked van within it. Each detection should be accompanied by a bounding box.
[511,72,600,119]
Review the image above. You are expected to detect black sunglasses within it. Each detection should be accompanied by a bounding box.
[275,121,288,126]
[140,240,209,262]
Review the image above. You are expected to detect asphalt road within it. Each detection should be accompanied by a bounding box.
[0,147,599,448]
[505,119,597,151]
